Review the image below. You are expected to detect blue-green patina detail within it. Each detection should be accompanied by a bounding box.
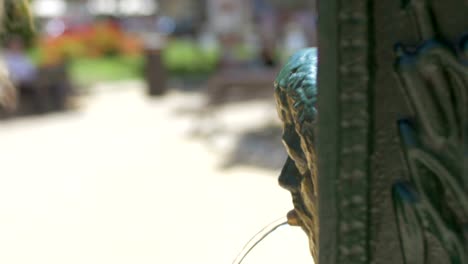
[275,48,318,127]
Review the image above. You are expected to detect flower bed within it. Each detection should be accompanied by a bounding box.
[34,20,144,66]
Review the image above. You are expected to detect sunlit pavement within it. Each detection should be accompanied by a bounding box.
[0,81,312,264]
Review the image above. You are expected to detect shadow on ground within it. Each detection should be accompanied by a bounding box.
[166,78,286,172]
[220,124,287,171]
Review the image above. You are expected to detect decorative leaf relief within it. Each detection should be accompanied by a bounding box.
[393,24,468,264]
[393,1,468,261]
[395,119,467,264]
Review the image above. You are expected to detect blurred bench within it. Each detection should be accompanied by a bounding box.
[206,66,279,105]
[17,63,72,115]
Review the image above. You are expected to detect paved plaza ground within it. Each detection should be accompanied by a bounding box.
[0,81,312,264]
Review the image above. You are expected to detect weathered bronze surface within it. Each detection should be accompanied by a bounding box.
[275,0,468,263]
[275,48,319,260]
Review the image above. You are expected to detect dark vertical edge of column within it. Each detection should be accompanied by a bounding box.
[317,0,339,263]
[366,0,376,262]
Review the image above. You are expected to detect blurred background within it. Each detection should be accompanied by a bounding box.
[0,0,317,263]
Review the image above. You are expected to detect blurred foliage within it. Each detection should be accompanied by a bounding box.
[232,44,257,62]
[162,39,220,76]
[69,55,143,87]
[1,0,36,46]
[34,21,143,66]
[29,48,144,87]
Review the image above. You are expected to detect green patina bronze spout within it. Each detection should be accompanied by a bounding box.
[274,47,318,261]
